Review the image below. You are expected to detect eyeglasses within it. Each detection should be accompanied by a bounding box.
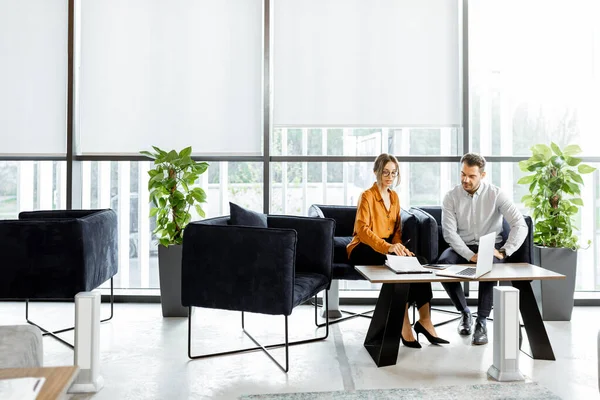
[382,170,398,177]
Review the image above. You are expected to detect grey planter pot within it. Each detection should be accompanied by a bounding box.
[532,246,577,321]
[158,245,188,317]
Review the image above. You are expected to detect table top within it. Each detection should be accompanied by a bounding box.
[355,263,566,283]
[0,366,79,400]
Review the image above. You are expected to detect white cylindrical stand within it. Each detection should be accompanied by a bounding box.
[70,290,104,393]
[322,280,342,318]
[487,286,524,381]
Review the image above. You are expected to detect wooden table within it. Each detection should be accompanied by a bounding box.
[355,263,565,367]
[0,366,79,400]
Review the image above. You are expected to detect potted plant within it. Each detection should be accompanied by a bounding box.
[518,143,595,320]
[140,146,209,317]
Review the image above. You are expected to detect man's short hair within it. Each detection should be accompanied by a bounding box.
[460,153,486,172]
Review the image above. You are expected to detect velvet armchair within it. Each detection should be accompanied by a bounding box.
[181,213,335,372]
[0,209,118,347]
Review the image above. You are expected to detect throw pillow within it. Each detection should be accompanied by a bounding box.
[229,202,268,227]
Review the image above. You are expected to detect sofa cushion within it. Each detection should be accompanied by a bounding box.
[0,325,43,368]
[229,202,267,228]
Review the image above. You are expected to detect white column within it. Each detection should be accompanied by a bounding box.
[322,129,329,204]
[138,161,151,288]
[82,162,91,209]
[98,161,111,208]
[301,128,308,215]
[281,129,288,214]
[219,162,228,215]
[322,279,342,318]
[18,161,34,212]
[487,286,524,381]
[118,162,130,288]
[399,130,410,206]
[440,128,452,201]
[38,161,53,210]
[70,291,104,393]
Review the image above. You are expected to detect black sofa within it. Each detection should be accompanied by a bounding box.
[307,205,438,324]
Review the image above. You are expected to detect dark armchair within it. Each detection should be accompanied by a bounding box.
[0,209,118,348]
[181,214,335,372]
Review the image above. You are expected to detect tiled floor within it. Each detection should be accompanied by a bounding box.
[1,301,598,399]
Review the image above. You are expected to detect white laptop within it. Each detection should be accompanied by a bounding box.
[435,231,496,279]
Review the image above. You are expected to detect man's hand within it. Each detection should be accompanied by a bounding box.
[493,248,505,260]
[469,254,478,263]
[388,243,414,257]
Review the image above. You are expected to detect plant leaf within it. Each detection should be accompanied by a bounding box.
[562,144,582,156]
[578,164,596,174]
[517,175,536,184]
[179,146,192,158]
[570,198,584,206]
[550,142,562,156]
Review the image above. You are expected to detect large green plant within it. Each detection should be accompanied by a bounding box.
[518,143,596,249]
[140,146,209,246]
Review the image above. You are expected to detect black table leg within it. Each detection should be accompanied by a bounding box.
[512,280,555,360]
[364,282,410,367]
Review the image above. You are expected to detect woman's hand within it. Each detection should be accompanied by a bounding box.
[388,243,414,257]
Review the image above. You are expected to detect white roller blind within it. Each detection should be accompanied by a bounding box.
[0,0,67,155]
[274,0,460,127]
[79,0,262,156]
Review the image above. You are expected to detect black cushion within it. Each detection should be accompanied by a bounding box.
[229,202,267,227]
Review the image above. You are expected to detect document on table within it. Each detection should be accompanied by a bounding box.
[385,255,432,274]
[0,377,45,400]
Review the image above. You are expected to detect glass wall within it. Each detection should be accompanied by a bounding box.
[2,0,600,294]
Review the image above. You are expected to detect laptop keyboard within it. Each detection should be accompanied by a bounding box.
[456,268,476,276]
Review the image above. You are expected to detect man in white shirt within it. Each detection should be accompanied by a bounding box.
[440,153,527,345]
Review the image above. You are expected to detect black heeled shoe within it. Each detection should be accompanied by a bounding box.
[401,333,422,348]
[414,321,450,345]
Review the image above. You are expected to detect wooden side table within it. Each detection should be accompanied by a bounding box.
[0,366,79,400]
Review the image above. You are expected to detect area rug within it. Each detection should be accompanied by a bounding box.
[240,382,560,399]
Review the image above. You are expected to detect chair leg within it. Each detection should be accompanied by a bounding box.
[25,278,115,349]
[188,291,330,372]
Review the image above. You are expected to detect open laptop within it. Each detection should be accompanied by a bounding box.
[435,231,496,279]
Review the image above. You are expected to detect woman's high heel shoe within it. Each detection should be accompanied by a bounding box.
[401,334,422,348]
[414,321,450,344]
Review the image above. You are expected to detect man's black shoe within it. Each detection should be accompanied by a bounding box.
[472,322,488,345]
[457,311,472,335]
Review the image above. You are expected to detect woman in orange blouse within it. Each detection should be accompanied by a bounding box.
[347,153,448,348]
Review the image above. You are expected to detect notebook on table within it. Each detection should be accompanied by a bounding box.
[435,231,496,279]
[385,254,432,274]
